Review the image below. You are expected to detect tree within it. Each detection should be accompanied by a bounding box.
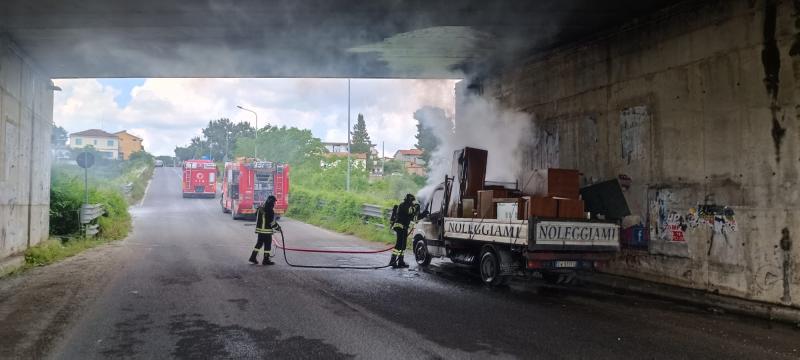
[350,113,374,170]
[51,125,68,148]
[383,159,405,175]
[414,106,448,168]
[174,118,255,161]
[201,118,254,161]
[235,125,325,166]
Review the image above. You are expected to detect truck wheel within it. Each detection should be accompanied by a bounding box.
[479,250,510,287]
[413,239,431,266]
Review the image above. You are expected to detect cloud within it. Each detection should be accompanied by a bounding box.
[53,78,458,156]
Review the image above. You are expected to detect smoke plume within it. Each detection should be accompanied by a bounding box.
[417,85,533,201]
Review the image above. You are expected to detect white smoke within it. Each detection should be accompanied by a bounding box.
[417,88,534,202]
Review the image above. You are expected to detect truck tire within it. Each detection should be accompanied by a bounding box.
[413,239,432,266]
[221,198,231,213]
[479,250,510,287]
[231,201,239,220]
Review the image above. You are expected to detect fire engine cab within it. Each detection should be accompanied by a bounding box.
[182,159,217,198]
[221,158,289,220]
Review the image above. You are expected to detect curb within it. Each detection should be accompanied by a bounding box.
[0,255,24,277]
[580,272,800,325]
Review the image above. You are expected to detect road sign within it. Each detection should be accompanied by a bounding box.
[77,152,95,168]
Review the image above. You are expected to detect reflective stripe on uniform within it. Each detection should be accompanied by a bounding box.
[253,248,272,255]
[255,228,274,234]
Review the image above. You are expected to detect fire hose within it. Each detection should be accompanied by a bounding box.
[272,225,415,269]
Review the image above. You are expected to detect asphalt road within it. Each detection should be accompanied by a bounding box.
[1,167,798,359]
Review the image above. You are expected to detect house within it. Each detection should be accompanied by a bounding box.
[393,149,426,176]
[404,162,426,177]
[322,142,349,153]
[323,142,379,155]
[69,129,120,160]
[320,152,367,169]
[114,130,144,160]
[393,149,425,165]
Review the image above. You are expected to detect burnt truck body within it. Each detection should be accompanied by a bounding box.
[412,148,620,286]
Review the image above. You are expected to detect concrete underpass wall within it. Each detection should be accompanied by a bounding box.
[485,0,799,306]
[0,37,53,262]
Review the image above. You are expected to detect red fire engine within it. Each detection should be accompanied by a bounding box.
[182,159,217,198]
[221,158,290,220]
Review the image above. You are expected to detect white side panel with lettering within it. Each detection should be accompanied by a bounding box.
[444,218,528,245]
[533,221,619,248]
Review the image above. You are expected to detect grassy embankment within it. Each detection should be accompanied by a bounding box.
[287,187,397,244]
[285,161,425,244]
[23,154,154,268]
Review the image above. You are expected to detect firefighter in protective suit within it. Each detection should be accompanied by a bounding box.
[389,194,420,268]
[250,195,281,265]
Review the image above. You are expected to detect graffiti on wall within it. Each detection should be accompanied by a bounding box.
[686,205,737,234]
[620,106,649,164]
[650,190,738,243]
[651,190,685,242]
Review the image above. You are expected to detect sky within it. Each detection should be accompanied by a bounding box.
[53,78,459,157]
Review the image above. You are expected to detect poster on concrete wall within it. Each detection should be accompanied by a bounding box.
[620,106,649,164]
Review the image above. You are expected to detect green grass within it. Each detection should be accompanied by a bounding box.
[23,237,111,268]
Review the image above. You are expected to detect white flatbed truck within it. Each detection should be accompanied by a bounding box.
[412,177,620,286]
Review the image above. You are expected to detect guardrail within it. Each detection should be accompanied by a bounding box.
[80,204,104,237]
[362,204,385,218]
[362,204,388,228]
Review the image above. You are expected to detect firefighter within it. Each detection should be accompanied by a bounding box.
[249,195,281,265]
[389,193,420,268]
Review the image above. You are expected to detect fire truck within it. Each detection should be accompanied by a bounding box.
[412,147,621,286]
[221,158,290,220]
[182,159,217,198]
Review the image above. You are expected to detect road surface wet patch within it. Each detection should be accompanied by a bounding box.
[100,313,153,357]
[168,313,353,359]
[227,298,249,311]
[157,272,202,286]
[213,267,244,281]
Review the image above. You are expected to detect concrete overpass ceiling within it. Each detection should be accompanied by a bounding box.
[1,0,681,78]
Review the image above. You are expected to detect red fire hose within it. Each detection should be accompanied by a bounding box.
[272,238,394,254]
[272,226,414,269]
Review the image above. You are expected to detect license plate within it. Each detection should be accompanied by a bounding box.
[554,261,577,268]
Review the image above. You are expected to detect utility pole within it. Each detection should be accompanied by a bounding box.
[224,131,230,162]
[382,141,385,177]
[346,78,351,192]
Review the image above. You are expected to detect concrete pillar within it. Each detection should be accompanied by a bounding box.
[485,0,799,306]
[0,36,54,267]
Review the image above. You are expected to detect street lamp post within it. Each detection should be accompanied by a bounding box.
[237,105,258,159]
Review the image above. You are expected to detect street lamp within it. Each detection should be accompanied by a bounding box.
[237,105,258,159]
